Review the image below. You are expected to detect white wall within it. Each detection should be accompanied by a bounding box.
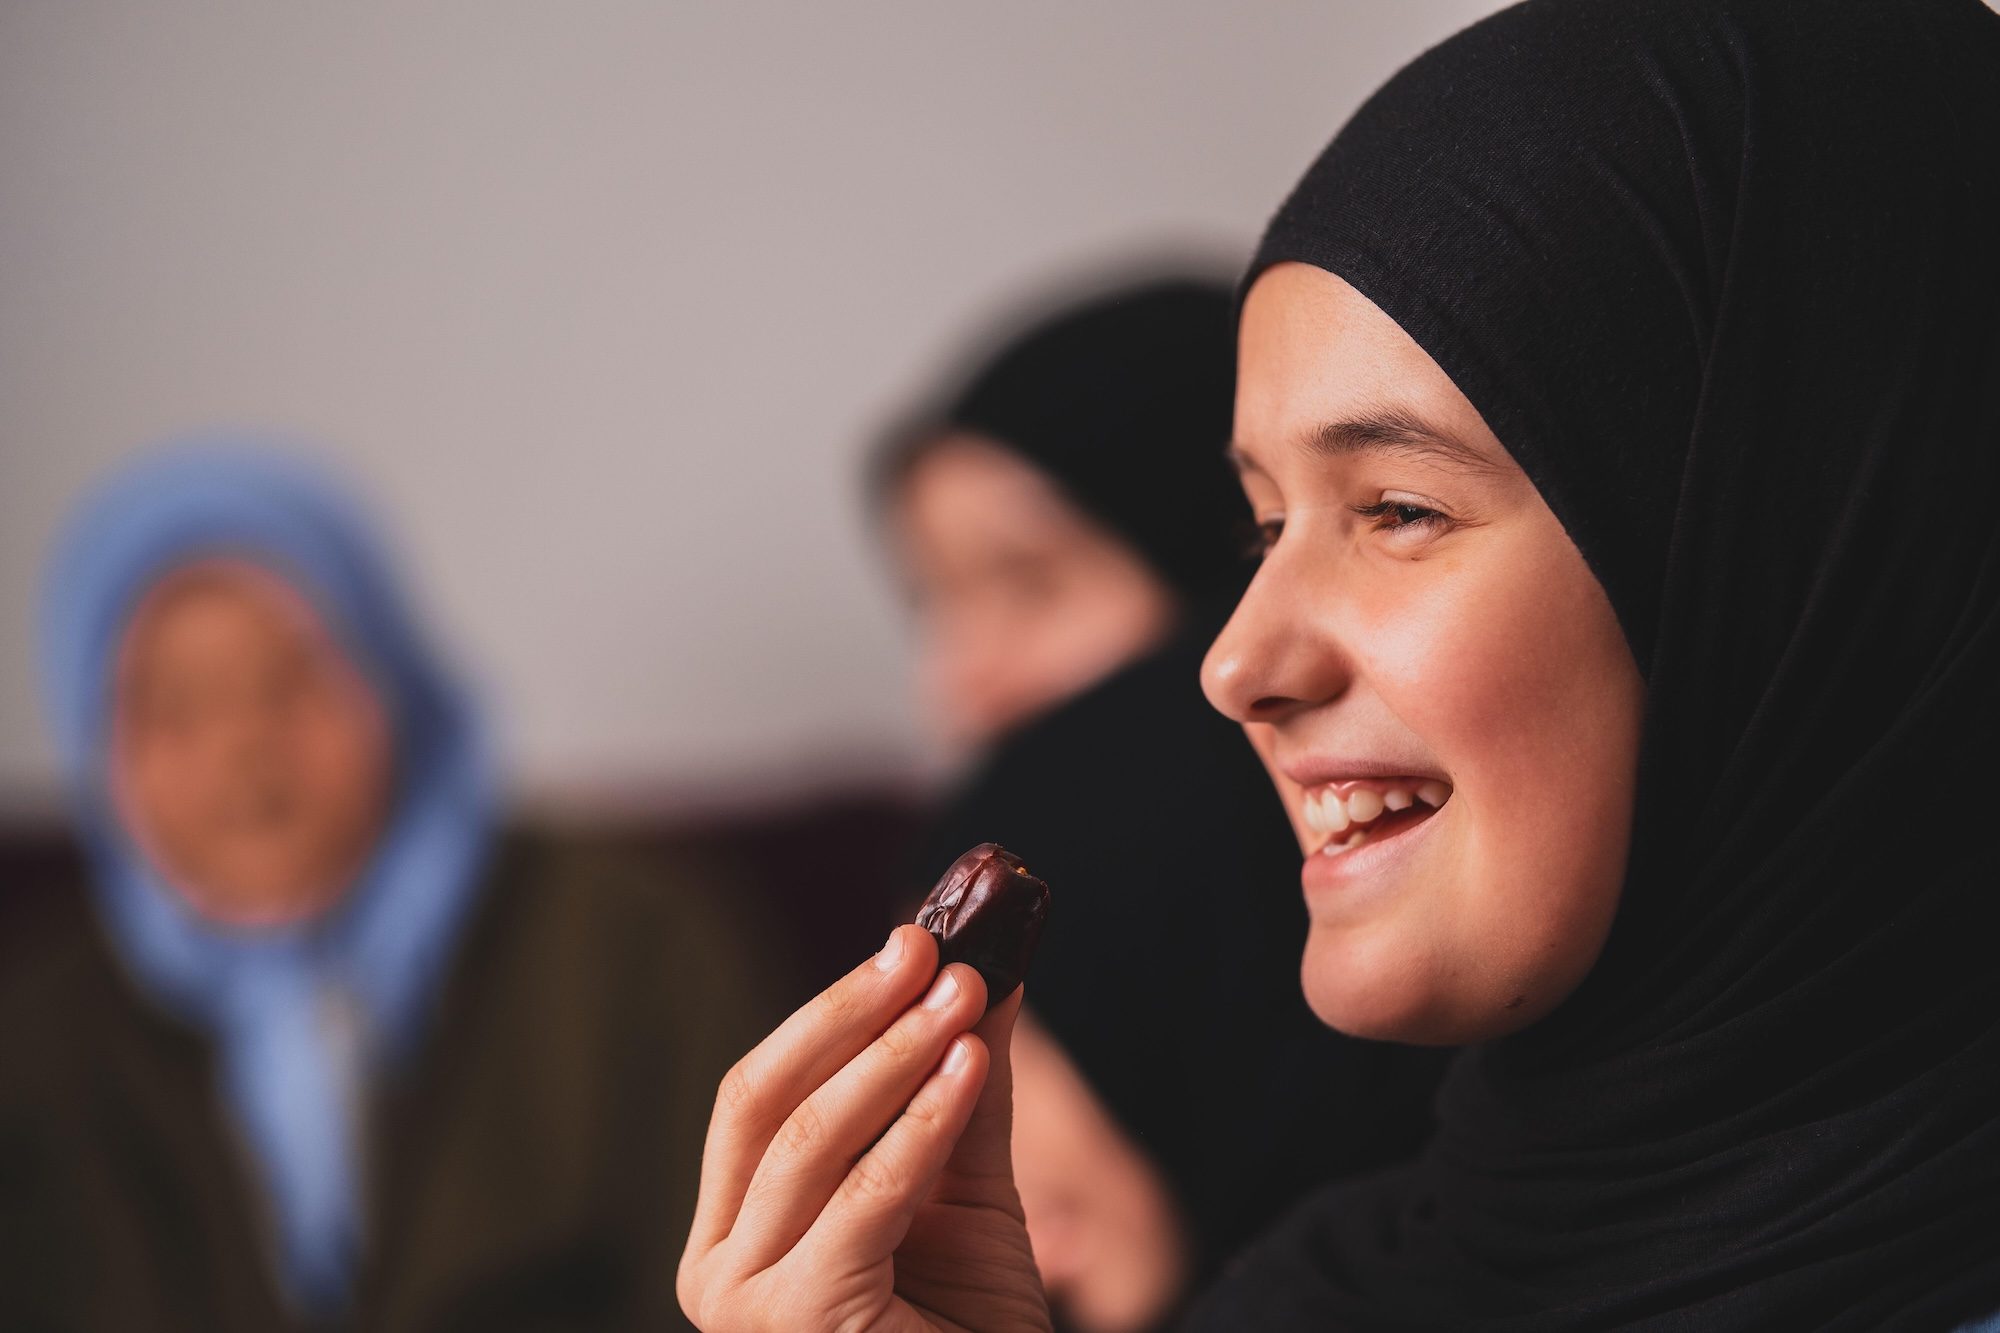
[0,0,1506,819]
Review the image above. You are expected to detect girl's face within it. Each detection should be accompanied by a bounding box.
[893,435,1177,752]
[1202,264,1645,1044]
[111,560,392,928]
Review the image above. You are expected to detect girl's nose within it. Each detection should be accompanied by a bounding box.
[1201,558,1350,725]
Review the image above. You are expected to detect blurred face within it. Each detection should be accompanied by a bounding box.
[1010,1012,1186,1333]
[111,560,392,928]
[892,434,1176,751]
[1201,264,1645,1044]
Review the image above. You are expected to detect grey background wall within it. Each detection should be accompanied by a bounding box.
[0,0,1506,819]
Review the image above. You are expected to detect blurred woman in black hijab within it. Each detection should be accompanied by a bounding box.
[877,277,1446,1331]
[673,0,2000,1329]
[876,278,1248,754]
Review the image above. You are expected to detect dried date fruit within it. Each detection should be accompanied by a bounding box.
[914,843,1050,1008]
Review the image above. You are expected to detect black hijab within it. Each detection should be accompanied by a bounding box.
[877,277,1248,603]
[1190,0,2000,1328]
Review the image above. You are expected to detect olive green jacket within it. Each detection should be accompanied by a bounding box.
[0,834,772,1332]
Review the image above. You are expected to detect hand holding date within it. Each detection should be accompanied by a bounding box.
[676,921,1051,1333]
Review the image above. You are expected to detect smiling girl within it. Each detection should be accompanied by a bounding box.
[1206,263,1645,1046]
[673,0,2000,1327]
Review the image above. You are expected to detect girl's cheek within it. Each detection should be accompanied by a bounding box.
[1350,569,1509,748]
[1368,532,1589,737]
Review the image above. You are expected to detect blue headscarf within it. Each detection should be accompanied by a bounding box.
[37,439,496,1314]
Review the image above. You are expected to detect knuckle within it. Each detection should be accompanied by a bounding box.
[675,1254,714,1326]
[731,1266,818,1333]
[874,1017,926,1066]
[819,976,868,1029]
[842,1152,902,1209]
[771,1100,828,1160]
[674,1261,700,1322]
[832,1303,887,1333]
[901,1085,946,1133]
[715,1060,761,1120]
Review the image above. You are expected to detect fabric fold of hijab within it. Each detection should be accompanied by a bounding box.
[37,441,495,1316]
[1193,0,2000,1328]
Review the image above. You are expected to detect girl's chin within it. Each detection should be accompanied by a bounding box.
[1299,938,1500,1046]
[1299,945,1435,1042]
[1302,953,1567,1046]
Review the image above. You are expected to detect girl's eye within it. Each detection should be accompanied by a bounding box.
[1351,500,1452,536]
[1243,517,1285,561]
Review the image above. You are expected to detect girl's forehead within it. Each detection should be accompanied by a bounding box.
[1240,270,1474,418]
[1234,268,1524,488]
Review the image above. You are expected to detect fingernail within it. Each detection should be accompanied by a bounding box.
[922,968,961,1010]
[941,1038,971,1076]
[874,928,906,972]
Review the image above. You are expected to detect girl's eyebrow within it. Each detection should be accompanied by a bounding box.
[1228,407,1507,478]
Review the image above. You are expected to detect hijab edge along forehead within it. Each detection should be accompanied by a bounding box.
[1240,26,1722,684]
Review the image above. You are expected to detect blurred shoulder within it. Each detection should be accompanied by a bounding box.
[0,871,135,1088]
[465,825,779,1027]
[489,826,747,923]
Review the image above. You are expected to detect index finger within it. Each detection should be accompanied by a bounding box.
[688,923,939,1251]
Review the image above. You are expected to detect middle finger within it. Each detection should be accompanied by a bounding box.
[727,961,990,1267]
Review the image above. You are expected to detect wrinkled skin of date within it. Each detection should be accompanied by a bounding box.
[914,842,1050,1009]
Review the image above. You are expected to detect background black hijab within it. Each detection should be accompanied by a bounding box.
[878,276,1248,603]
[914,614,1448,1313]
[1190,0,2000,1328]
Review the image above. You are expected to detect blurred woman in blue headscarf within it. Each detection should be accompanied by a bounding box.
[2,439,764,1331]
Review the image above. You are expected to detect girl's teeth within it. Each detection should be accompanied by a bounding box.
[1309,778,1459,855]
[1321,828,1370,856]
[1309,780,1454,854]
[1303,796,1328,834]
[1323,793,1350,833]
